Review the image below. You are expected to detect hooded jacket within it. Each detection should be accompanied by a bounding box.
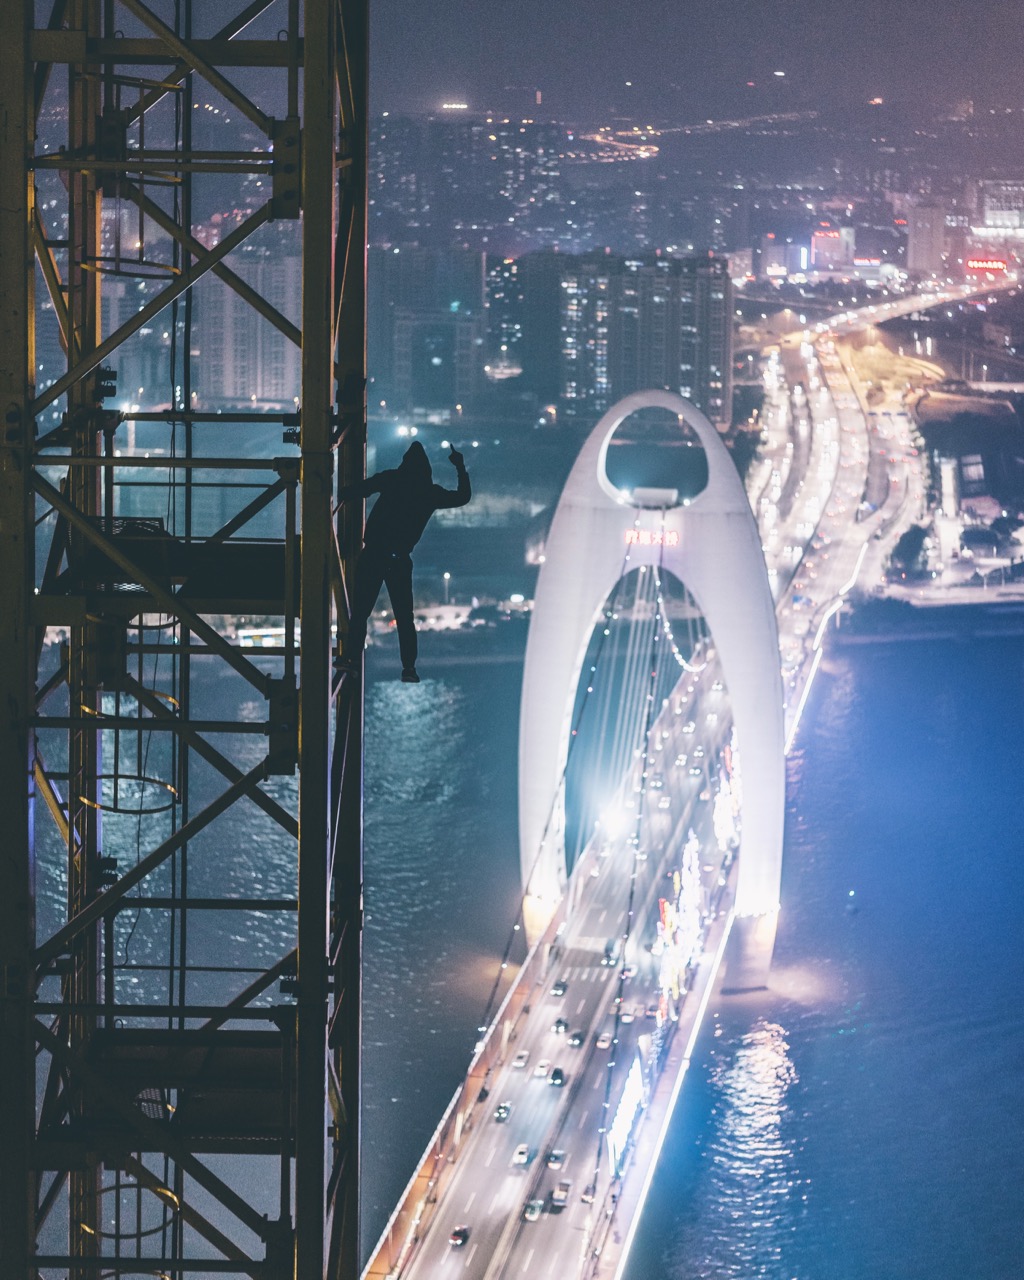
[340,441,471,555]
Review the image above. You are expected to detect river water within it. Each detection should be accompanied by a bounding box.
[32,621,1024,1272]
[362,628,1024,1275]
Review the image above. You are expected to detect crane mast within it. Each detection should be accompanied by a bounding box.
[0,2,367,1277]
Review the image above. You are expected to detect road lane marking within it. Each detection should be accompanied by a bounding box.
[464,1192,476,1212]
[577,1109,588,1129]
[598,909,607,924]
[484,1144,495,1168]
[465,1243,478,1268]
[522,1248,535,1272]
[575,998,586,1014]
[489,1190,503,1214]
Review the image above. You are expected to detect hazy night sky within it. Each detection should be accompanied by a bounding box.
[371,0,1023,119]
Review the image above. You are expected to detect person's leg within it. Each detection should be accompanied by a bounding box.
[345,548,386,665]
[383,553,418,672]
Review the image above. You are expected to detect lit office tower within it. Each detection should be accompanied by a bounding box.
[517,252,733,426]
[485,256,526,373]
[973,179,1024,231]
[370,112,429,242]
[907,204,946,276]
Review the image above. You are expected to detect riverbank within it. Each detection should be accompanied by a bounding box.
[835,594,1024,644]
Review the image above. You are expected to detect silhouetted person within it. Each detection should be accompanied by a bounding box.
[338,441,471,682]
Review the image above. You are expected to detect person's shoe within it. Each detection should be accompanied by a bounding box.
[400,667,421,683]
[333,655,361,679]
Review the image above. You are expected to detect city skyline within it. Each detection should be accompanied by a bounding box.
[371,0,1024,120]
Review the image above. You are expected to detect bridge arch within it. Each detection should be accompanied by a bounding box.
[518,391,784,983]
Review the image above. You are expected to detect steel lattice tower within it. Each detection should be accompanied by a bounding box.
[0,2,367,1277]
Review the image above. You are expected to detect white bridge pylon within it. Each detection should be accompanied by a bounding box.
[518,391,785,983]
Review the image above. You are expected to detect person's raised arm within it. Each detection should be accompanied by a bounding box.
[434,446,471,509]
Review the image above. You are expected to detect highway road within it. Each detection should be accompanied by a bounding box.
[403,655,735,1280]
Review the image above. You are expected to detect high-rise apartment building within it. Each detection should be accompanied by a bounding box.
[517,252,733,426]
[195,237,302,408]
[906,205,946,275]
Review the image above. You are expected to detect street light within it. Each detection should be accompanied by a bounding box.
[443,571,451,604]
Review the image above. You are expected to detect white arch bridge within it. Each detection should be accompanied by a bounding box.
[520,389,784,988]
[365,391,786,1280]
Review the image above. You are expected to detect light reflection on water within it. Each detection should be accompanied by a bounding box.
[627,636,1024,1280]
[704,1020,801,1275]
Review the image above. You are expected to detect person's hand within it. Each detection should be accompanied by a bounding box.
[448,445,465,467]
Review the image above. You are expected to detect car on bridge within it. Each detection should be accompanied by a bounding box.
[511,1049,529,1069]
[523,1200,544,1222]
[546,1149,566,1169]
[552,1016,568,1034]
[550,1180,572,1208]
[549,1066,566,1087]
[449,1226,470,1247]
[494,1100,512,1123]
[511,1143,530,1166]
[551,978,568,997]
[568,1029,585,1047]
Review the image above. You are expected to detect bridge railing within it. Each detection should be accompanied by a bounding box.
[362,894,570,1278]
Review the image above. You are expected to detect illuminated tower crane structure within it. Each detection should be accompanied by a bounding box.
[0,2,367,1277]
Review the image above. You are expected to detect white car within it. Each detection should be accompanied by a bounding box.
[596,1031,613,1050]
[512,1049,529,1070]
[533,1058,551,1078]
[511,1143,530,1166]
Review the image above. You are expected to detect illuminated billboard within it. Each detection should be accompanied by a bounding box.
[966,258,1007,273]
[624,529,679,547]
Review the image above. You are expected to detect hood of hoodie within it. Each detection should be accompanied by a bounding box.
[399,440,432,482]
